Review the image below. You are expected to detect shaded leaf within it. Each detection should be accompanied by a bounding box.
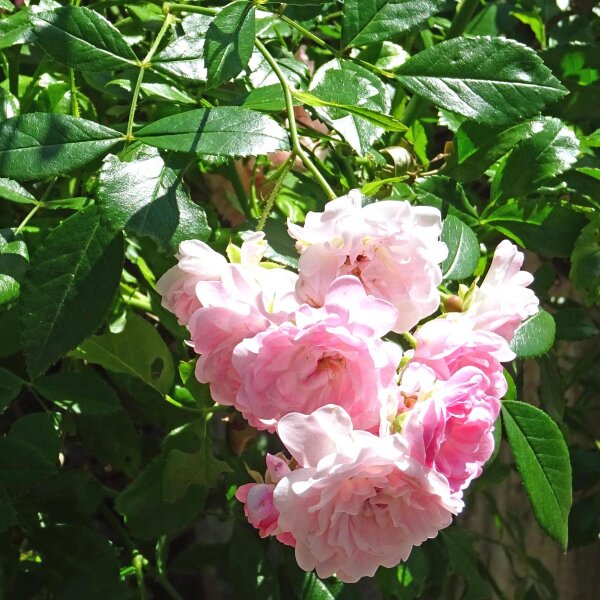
[116,421,209,539]
[0,228,28,306]
[72,312,174,395]
[35,370,121,416]
[442,528,490,600]
[0,368,21,414]
[483,199,588,258]
[21,207,124,378]
[570,217,600,305]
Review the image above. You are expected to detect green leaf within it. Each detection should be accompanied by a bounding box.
[0,9,34,50]
[77,409,141,477]
[396,37,566,125]
[491,118,580,202]
[162,435,231,502]
[20,207,124,378]
[441,529,490,600]
[0,113,122,181]
[10,413,59,463]
[32,6,137,71]
[72,312,174,395]
[440,215,480,280]
[483,199,588,258]
[153,33,207,82]
[294,90,407,132]
[0,178,36,205]
[204,0,255,88]
[341,0,444,48]
[447,119,543,182]
[31,524,135,599]
[116,421,210,539]
[413,175,478,227]
[0,368,21,415]
[0,414,58,490]
[0,228,28,306]
[97,145,211,253]
[35,370,121,416]
[570,217,600,306]
[502,400,572,549]
[554,307,599,340]
[537,355,565,423]
[0,485,18,532]
[509,309,556,358]
[236,84,288,112]
[309,60,390,155]
[136,107,289,157]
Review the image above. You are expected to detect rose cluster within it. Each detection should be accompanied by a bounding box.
[157,190,539,583]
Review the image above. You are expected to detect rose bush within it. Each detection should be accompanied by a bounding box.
[0,1,597,598]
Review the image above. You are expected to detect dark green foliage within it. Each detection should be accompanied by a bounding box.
[0,1,596,598]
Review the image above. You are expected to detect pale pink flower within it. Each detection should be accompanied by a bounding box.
[231,276,402,432]
[412,314,514,399]
[398,364,500,493]
[187,260,299,406]
[156,240,227,325]
[235,454,295,546]
[273,405,462,583]
[288,190,447,333]
[464,240,539,340]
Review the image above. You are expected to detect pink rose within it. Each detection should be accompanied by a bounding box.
[273,405,462,583]
[156,240,228,325]
[188,262,299,406]
[288,190,447,332]
[236,454,296,546]
[412,315,514,399]
[464,240,539,340]
[231,276,402,432]
[398,364,500,492]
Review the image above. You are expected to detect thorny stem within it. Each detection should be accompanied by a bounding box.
[256,153,295,231]
[126,12,175,141]
[255,39,336,200]
[69,69,80,118]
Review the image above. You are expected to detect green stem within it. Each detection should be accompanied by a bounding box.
[126,12,175,141]
[6,47,20,99]
[69,69,80,118]
[166,3,217,16]
[255,39,336,200]
[256,153,295,231]
[15,178,58,235]
[100,503,184,600]
[15,204,42,235]
[447,0,481,39]
[133,554,149,600]
[401,332,417,349]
